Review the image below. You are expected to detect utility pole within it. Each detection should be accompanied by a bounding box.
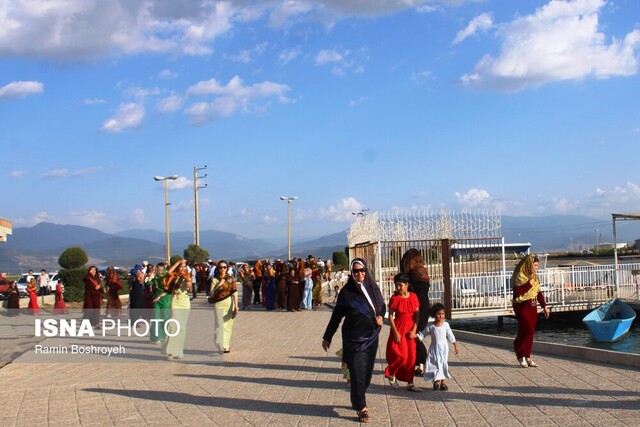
[194,165,208,246]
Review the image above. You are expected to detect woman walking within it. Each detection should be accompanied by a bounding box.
[162,259,192,360]
[238,264,254,310]
[401,248,431,374]
[53,279,68,315]
[512,254,550,368]
[151,263,170,344]
[322,258,386,423]
[210,260,238,353]
[7,281,21,316]
[27,279,40,315]
[105,268,123,318]
[83,266,102,326]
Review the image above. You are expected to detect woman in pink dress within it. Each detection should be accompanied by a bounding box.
[385,273,421,392]
[53,280,68,315]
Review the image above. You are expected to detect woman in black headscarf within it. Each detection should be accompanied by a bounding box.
[322,258,385,424]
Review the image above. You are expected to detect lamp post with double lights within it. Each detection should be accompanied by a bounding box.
[154,175,178,263]
[280,196,298,261]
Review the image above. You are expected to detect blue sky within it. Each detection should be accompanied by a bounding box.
[1,0,639,242]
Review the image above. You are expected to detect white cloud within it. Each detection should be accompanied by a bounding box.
[42,168,69,179]
[224,42,268,63]
[452,13,493,45]
[129,208,147,226]
[0,1,234,60]
[317,197,365,222]
[315,48,367,76]
[171,200,195,211]
[348,96,367,107]
[68,210,112,229]
[69,167,102,177]
[411,69,434,84]
[9,170,26,177]
[262,215,278,225]
[83,98,106,105]
[100,102,145,132]
[0,81,43,99]
[460,0,640,92]
[279,46,302,65]
[454,188,491,207]
[158,69,178,80]
[156,95,184,112]
[184,76,291,124]
[167,176,192,190]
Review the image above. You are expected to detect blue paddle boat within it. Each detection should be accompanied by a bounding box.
[582,299,636,343]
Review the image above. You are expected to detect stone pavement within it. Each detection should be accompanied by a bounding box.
[1,298,639,426]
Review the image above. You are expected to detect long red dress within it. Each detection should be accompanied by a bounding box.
[53,283,68,315]
[27,288,40,315]
[385,292,419,383]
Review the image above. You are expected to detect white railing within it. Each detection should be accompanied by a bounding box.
[423,263,640,313]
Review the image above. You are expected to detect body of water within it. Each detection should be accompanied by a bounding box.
[450,311,640,355]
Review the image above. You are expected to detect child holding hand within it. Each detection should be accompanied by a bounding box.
[409,302,459,391]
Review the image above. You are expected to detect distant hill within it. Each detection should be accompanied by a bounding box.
[502,215,640,251]
[2,216,639,274]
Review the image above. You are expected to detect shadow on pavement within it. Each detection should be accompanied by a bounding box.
[84,388,350,418]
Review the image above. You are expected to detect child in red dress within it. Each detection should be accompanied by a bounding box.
[385,274,422,392]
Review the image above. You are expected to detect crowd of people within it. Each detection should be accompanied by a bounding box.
[76,254,338,357]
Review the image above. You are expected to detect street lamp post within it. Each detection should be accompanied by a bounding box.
[595,228,599,255]
[280,196,298,260]
[193,165,207,246]
[154,175,179,263]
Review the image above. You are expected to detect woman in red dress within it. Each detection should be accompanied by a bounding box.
[53,280,68,315]
[105,269,123,317]
[83,266,102,327]
[385,273,421,392]
[27,279,40,315]
[512,254,550,368]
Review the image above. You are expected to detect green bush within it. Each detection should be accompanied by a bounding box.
[333,251,349,271]
[184,244,210,264]
[59,267,88,302]
[58,247,88,269]
[169,255,184,266]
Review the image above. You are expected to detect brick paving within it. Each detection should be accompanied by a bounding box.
[1,298,639,426]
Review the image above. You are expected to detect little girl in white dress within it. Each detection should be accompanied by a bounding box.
[410,303,459,390]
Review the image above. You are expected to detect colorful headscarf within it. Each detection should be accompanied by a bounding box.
[511,254,540,303]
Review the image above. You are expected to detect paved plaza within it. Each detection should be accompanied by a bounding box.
[1,298,639,426]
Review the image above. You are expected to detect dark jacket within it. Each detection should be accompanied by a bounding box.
[323,279,386,354]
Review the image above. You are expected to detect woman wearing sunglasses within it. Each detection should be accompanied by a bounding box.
[322,258,385,423]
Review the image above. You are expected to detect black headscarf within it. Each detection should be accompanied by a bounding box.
[337,258,385,318]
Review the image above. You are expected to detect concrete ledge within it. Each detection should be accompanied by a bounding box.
[454,329,640,369]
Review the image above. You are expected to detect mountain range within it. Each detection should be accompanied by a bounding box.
[1,215,638,274]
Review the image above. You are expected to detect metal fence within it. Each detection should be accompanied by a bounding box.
[350,238,640,318]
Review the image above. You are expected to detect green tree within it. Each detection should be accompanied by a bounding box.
[169,254,184,266]
[58,246,88,269]
[183,244,210,264]
[57,246,89,302]
[333,251,349,271]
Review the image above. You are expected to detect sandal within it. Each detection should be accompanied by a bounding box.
[357,408,370,423]
[433,381,441,390]
[440,383,449,391]
[518,357,528,368]
[407,384,422,392]
[387,376,399,390]
[525,358,538,367]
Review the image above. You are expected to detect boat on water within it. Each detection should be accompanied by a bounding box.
[582,299,636,343]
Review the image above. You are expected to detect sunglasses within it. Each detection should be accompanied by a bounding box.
[352,268,366,274]
[219,266,228,269]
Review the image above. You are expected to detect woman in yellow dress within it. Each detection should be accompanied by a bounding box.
[210,260,238,353]
[161,259,192,360]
